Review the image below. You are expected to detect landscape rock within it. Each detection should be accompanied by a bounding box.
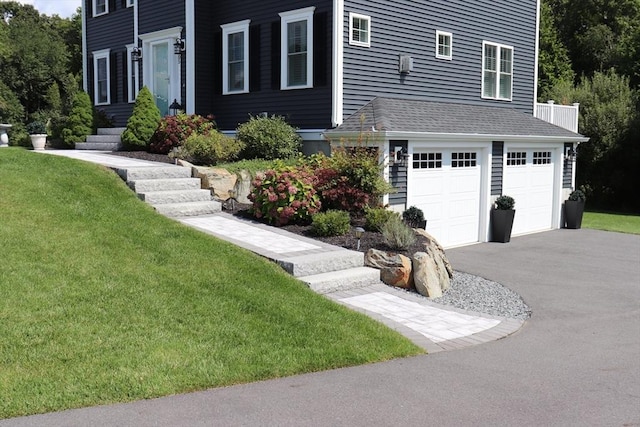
[412,251,447,298]
[365,249,413,289]
[415,229,454,280]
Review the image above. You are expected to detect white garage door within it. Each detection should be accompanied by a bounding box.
[503,150,555,235]
[410,150,481,247]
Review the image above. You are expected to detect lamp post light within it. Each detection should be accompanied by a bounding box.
[169,99,182,116]
[354,226,365,251]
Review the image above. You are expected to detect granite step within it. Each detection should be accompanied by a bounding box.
[139,189,212,204]
[299,267,381,294]
[153,200,222,217]
[117,166,191,181]
[277,249,365,277]
[128,177,202,192]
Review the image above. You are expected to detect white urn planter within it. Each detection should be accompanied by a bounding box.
[0,124,12,147]
[30,134,47,150]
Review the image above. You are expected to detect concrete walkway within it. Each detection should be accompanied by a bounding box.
[37,150,525,354]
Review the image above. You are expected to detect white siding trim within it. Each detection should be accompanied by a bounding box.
[82,1,87,92]
[185,0,195,114]
[279,6,315,90]
[332,0,344,126]
[533,0,541,113]
[221,20,250,95]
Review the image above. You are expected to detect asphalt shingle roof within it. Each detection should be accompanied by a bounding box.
[328,97,584,139]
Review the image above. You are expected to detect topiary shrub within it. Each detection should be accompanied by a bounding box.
[26,121,46,134]
[173,131,244,166]
[568,189,586,202]
[365,207,398,232]
[121,86,161,150]
[402,206,425,228]
[495,195,515,210]
[149,113,217,154]
[381,215,416,250]
[236,114,302,160]
[248,166,321,226]
[311,210,351,237]
[61,91,93,145]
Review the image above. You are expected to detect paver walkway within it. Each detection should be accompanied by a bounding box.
[38,150,524,353]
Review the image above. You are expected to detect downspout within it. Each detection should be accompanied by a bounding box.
[331,0,344,127]
[81,0,87,92]
[185,0,195,114]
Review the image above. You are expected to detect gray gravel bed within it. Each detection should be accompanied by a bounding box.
[432,271,532,320]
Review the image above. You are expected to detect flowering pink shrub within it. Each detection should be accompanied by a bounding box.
[149,113,217,154]
[248,166,321,226]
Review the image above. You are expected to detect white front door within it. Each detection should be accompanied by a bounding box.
[151,41,171,116]
[140,28,182,117]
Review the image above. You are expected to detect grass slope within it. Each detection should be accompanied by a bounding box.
[0,149,422,419]
[583,211,640,235]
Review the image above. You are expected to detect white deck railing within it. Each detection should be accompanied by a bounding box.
[535,101,580,133]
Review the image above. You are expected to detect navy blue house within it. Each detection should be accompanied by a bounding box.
[82,0,588,247]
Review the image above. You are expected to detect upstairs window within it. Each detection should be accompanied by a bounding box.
[482,41,513,101]
[435,31,452,60]
[93,49,110,105]
[127,0,134,7]
[221,20,250,95]
[280,7,315,90]
[93,0,108,17]
[349,13,371,47]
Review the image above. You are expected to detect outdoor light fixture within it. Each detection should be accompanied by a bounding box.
[228,189,237,211]
[169,99,182,116]
[567,146,577,161]
[393,147,410,167]
[131,46,142,62]
[354,226,365,251]
[174,38,185,55]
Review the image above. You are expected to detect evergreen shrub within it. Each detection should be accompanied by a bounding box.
[236,115,302,160]
[381,216,416,250]
[311,210,351,237]
[174,132,244,166]
[61,91,93,145]
[121,87,161,150]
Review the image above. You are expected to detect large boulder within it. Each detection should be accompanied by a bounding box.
[413,251,447,298]
[365,249,413,289]
[192,166,237,200]
[415,229,453,280]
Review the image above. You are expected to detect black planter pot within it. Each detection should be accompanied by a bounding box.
[405,219,427,229]
[564,200,585,229]
[491,209,515,243]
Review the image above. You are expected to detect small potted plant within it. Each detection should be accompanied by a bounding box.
[491,195,515,243]
[402,205,427,229]
[26,121,47,150]
[564,189,586,229]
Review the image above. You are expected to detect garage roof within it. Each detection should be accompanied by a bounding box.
[327,97,587,139]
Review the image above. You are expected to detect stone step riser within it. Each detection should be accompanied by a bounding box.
[128,178,201,192]
[278,250,365,277]
[153,201,222,217]
[86,135,122,143]
[76,142,122,151]
[139,190,212,204]
[119,167,191,181]
[300,267,381,294]
[97,127,126,136]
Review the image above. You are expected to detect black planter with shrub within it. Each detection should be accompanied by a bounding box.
[402,205,427,229]
[491,195,516,243]
[564,189,586,229]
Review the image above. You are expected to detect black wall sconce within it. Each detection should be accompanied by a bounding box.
[169,99,182,115]
[131,46,142,62]
[174,38,185,55]
[566,146,577,162]
[392,146,410,167]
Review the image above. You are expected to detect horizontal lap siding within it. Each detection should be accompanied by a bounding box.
[342,0,537,120]
[492,141,504,195]
[138,2,185,35]
[195,0,333,131]
[563,142,573,188]
[85,0,135,126]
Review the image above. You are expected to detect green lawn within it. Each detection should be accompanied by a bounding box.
[0,149,422,419]
[583,211,640,235]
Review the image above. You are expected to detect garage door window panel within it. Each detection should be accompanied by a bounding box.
[452,152,477,168]
[413,152,442,169]
[507,151,526,166]
[533,151,552,165]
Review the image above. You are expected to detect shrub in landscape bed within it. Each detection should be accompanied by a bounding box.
[236,114,302,160]
[174,132,244,166]
[402,205,426,228]
[121,87,161,150]
[248,166,321,226]
[381,215,416,250]
[61,91,93,145]
[149,113,217,154]
[311,210,351,237]
[365,207,398,232]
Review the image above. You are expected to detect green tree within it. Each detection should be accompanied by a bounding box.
[538,1,575,100]
[61,91,92,146]
[121,87,161,150]
[0,79,26,145]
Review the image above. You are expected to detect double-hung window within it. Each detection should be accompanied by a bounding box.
[482,41,513,101]
[221,20,250,95]
[349,13,371,47]
[280,7,315,90]
[93,0,108,16]
[127,0,134,7]
[436,31,452,60]
[93,49,110,105]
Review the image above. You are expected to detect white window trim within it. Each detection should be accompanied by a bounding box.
[349,12,371,47]
[221,20,250,95]
[127,0,135,7]
[482,40,513,101]
[279,6,315,90]
[126,44,140,103]
[435,30,452,60]
[93,49,110,105]
[92,0,108,17]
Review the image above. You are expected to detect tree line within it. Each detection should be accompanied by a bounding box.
[539,0,640,211]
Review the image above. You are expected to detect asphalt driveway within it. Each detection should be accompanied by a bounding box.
[3,229,639,426]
